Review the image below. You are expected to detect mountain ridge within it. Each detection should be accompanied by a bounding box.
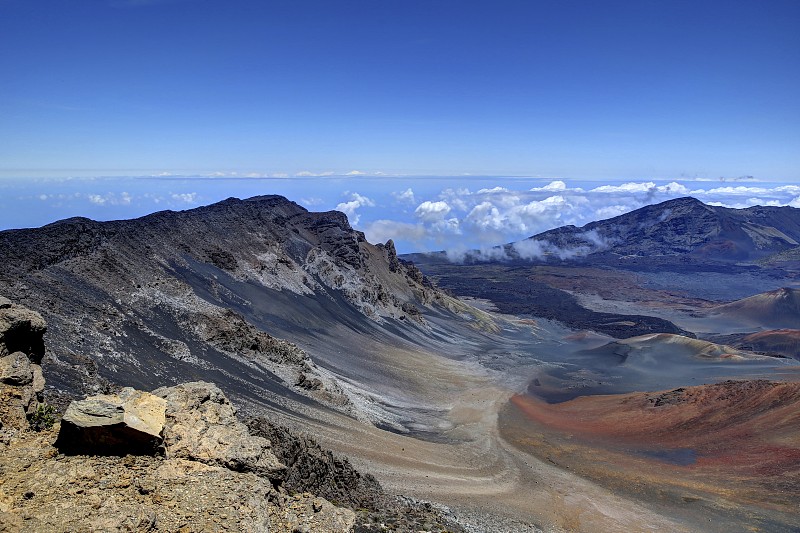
[0,194,481,430]
[527,196,800,262]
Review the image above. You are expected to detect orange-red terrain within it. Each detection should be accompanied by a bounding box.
[501,380,800,530]
[742,329,800,359]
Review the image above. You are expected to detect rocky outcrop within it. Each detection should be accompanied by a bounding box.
[190,309,310,369]
[0,296,47,359]
[3,381,357,532]
[0,436,276,533]
[248,417,465,533]
[55,388,166,456]
[248,417,385,510]
[0,297,46,433]
[152,381,286,478]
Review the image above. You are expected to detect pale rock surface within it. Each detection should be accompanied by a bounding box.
[153,381,286,477]
[1,382,356,532]
[272,493,357,533]
[0,430,275,532]
[55,388,167,455]
[0,352,32,386]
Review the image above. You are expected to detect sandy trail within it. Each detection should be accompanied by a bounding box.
[274,362,694,533]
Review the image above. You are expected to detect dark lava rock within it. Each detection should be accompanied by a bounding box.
[247,417,465,533]
[248,416,383,510]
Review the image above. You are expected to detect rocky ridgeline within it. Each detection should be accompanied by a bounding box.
[247,419,463,533]
[0,296,47,436]
[0,195,458,402]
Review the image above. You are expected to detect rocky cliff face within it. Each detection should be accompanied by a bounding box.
[526,197,800,262]
[0,196,458,421]
[0,297,47,434]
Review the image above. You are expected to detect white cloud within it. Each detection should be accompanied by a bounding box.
[335,192,375,225]
[530,180,567,192]
[694,185,769,195]
[595,205,631,219]
[295,170,335,177]
[362,219,427,244]
[591,181,657,193]
[512,239,547,260]
[300,197,325,206]
[392,188,416,204]
[345,170,366,176]
[476,186,509,194]
[87,192,132,206]
[658,182,690,195]
[432,217,461,235]
[466,202,503,231]
[414,200,452,222]
[308,178,799,258]
[170,192,197,203]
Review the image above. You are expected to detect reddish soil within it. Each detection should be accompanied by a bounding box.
[712,288,800,329]
[742,329,800,359]
[500,380,800,529]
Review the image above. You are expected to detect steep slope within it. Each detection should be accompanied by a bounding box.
[0,195,486,431]
[527,196,800,262]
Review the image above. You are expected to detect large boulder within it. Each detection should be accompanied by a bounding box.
[153,381,286,477]
[55,388,166,455]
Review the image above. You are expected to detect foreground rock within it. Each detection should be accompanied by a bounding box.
[55,388,166,455]
[153,381,285,477]
[0,438,275,532]
[1,381,356,532]
[0,298,46,434]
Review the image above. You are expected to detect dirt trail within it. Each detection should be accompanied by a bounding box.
[274,369,694,533]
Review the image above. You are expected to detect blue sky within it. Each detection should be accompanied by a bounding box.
[1,0,798,179]
[1,2,798,253]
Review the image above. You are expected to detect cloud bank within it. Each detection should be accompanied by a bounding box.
[359,179,800,257]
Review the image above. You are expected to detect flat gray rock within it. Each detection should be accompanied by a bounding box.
[56,388,166,456]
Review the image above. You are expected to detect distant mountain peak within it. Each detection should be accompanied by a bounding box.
[525,197,800,263]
